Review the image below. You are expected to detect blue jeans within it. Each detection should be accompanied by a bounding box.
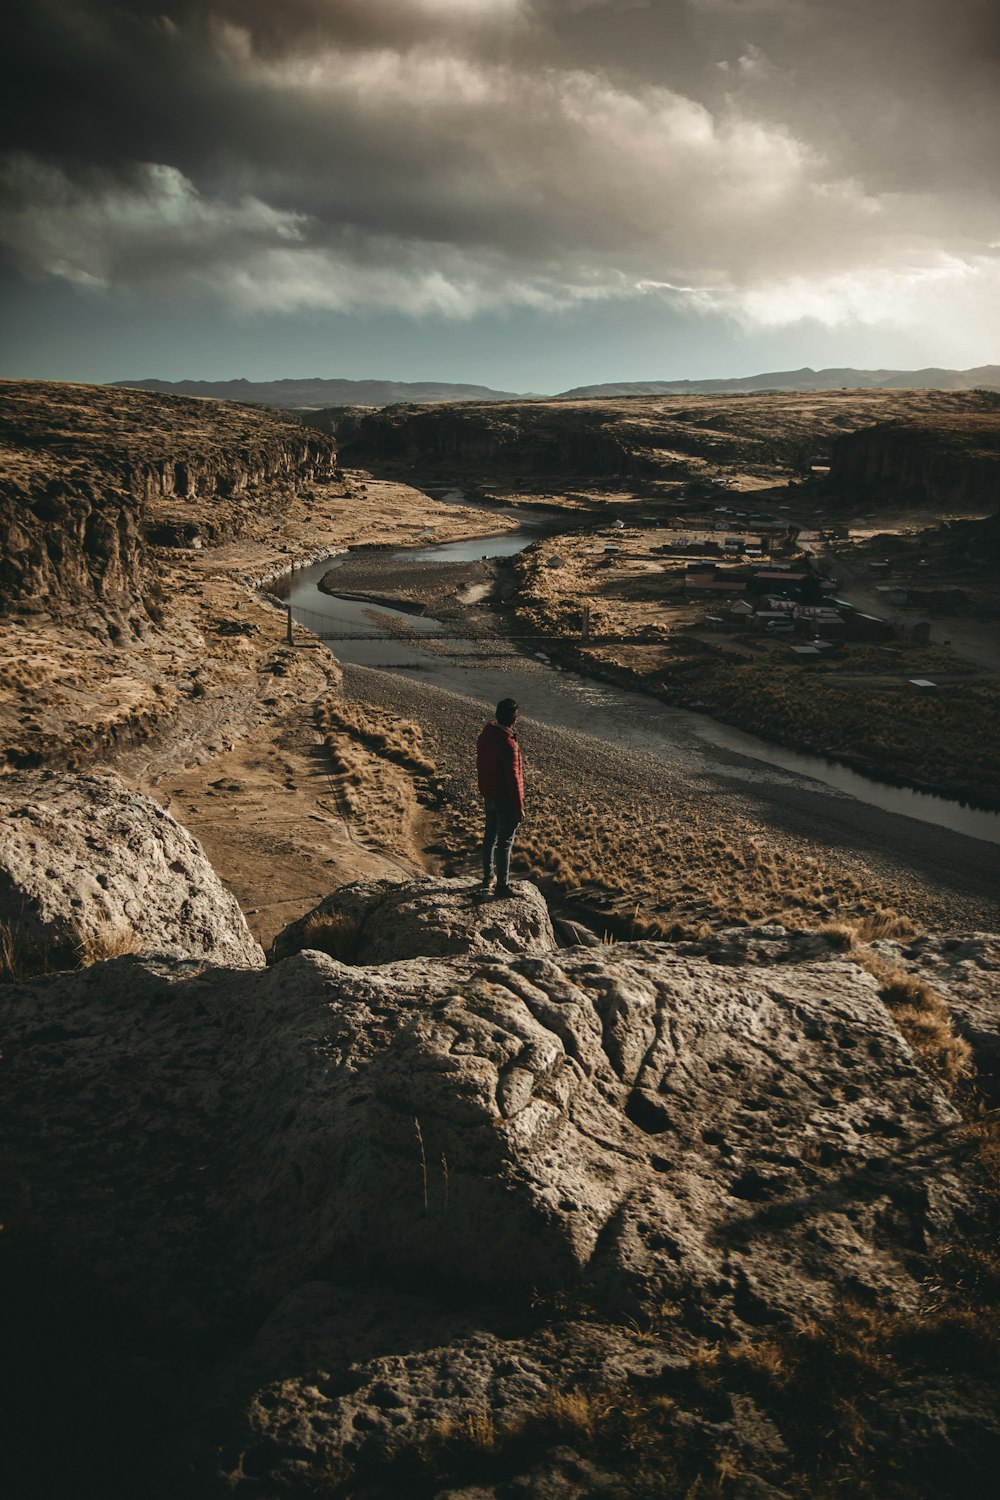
[482,798,520,885]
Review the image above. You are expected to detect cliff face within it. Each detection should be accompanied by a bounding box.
[830,413,1000,512]
[0,381,336,614]
[340,400,649,476]
[0,472,146,611]
[340,388,1000,484]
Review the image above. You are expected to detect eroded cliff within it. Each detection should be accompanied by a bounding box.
[0,380,336,614]
[336,387,1000,486]
[830,411,1000,515]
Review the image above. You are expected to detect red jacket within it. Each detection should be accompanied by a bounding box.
[476,721,524,817]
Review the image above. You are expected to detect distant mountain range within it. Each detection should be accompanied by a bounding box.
[555,365,1000,398]
[113,365,1000,408]
[111,377,526,407]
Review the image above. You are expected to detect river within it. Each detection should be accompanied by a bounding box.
[271,529,1000,853]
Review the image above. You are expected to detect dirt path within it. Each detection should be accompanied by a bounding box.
[147,701,424,950]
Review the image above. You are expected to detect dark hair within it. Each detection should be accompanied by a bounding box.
[496,697,518,726]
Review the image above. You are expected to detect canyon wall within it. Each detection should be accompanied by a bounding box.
[0,381,336,614]
[338,390,1000,484]
[338,400,650,476]
[830,414,1000,513]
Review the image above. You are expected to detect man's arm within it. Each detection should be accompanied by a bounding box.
[504,739,525,821]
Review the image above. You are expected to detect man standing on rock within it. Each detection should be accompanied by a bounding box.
[476,698,524,898]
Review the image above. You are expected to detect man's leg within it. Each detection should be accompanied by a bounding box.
[494,801,519,890]
[482,799,499,885]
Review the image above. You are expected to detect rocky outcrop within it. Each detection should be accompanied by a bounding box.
[268,875,555,964]
[830,413,1000,514]
[339,389,1000,486]
[0,770,263,969]
[0,922,972,1326]
[2,869,995,1495]
[0,380,336,613]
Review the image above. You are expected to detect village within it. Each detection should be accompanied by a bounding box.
[506,484,1000,805]
[519,486,980,687]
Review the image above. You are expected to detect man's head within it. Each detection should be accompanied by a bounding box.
[496,697,519,727]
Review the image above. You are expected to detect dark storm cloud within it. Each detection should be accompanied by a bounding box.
[2,1,998,345]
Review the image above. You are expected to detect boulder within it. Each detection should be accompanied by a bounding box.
[0,771,263,970]
[267,875,555,965]
[0,932,969,1335]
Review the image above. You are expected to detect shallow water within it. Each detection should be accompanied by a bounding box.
[390,529,540,564]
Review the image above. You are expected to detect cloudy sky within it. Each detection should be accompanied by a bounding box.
[2,0,998,390]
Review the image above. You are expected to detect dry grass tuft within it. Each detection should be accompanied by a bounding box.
[0,919,28,983]
[851,909,918,944]
[317,697,437,778]
[850,949,973,1091]
[317,695,438,860]
[4,914,143,980]
[299,910,360,963]
[74,920,140,967]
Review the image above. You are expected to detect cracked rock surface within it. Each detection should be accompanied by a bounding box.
[0,882,989,1495]
[1,915,969,1328]
[268,875,555,964]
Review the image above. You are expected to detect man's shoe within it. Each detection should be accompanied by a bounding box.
[480,876,495,891]
[494,883,515,898]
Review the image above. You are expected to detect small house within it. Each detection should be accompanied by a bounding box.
[844,612,894,642]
